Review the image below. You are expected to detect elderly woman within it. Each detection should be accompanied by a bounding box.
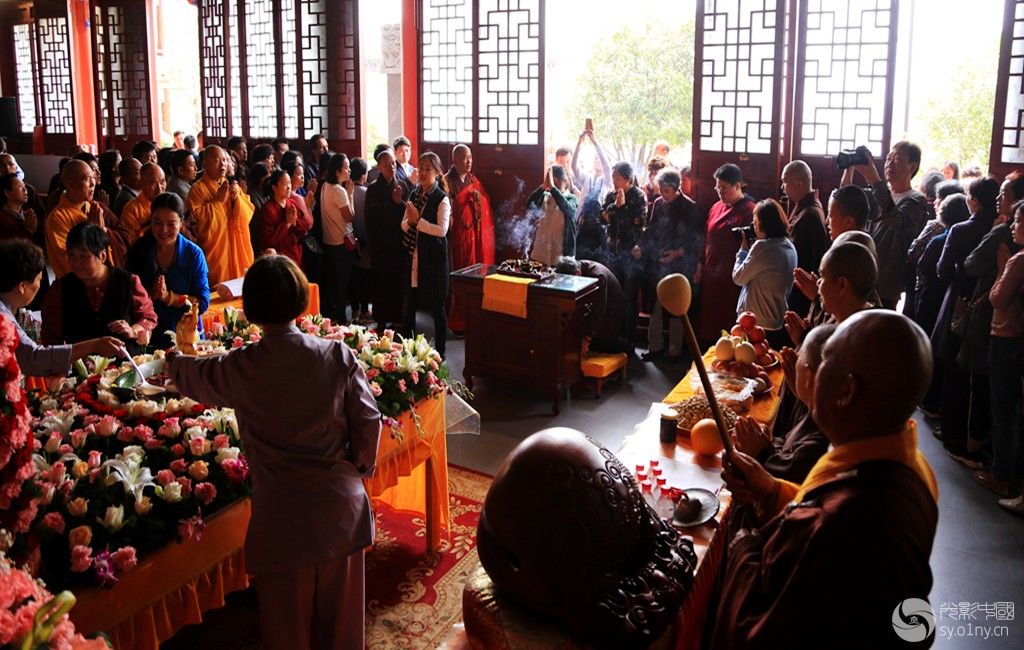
[125,193,210,349]
[42,222,157,353]
[601,161,647,335]
[732,199,797,349]
[0,239,122,376]
[260,169,313,266]
[695,163,756,342]
[167,255,381,649]
[402,151,451,357]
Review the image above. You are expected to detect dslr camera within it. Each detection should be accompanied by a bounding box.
[836,145,872,170]
[731,225,755,242]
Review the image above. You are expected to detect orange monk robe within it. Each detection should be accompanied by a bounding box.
[120,195,153,244]
[187,176,255,285]
[45,195,130,277]
[445,169,496,330]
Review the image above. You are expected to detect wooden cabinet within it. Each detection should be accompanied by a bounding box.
[450,264,599,414]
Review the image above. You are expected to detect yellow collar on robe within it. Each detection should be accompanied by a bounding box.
[776,420,938,509]
[57,195,89,215]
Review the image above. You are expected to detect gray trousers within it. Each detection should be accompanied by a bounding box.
[648,298,683,356]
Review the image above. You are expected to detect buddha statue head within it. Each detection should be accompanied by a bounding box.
[476,428,697,647]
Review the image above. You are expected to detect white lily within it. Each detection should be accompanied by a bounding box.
[101,456,156,503]
[36,410,76,437]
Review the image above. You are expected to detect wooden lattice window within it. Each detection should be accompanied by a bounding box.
[197,0,359,150]
[692,0,786,204]
[91,0,155,151]
[3,1,77,152]
[419,0,543,152]
[990,0,1024,178]
[791,0,898,191]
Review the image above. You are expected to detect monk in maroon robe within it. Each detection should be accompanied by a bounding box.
[445,144,495,331]
[712,311,939,648]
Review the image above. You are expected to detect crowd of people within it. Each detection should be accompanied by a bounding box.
[1,123,1023,648]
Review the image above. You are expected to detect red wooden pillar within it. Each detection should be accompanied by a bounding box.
[401,0,419,153]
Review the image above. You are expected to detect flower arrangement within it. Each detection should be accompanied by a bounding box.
[0,317,40,570]
[205,309,468,442]
[0,546,109,649]
[18,354,249,590]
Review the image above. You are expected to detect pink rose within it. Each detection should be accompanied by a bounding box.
[411,371,419,384]
[231,336,244,349]
[116,425,135,442]
[366,368,380,380]
[133,424,154,441]
[42,511,65,534]
[144,436,164,450]
[175,476,192,497]
[370,382,382,397]
[222,457,249,483]
[44,432,62,453]
[210,321,225,336]
[194,482,217,505]
[213,434,230,450]
[383,359,398,372]
[58,443,72,455]
[158,418,181,439]
[398,379,407,393]
[112,546,137,572]
[156,469,176,486]
[70,545,93,572]
[189,437,209,456]
[249,332,262,343]
[169,459,187,474]
[87,450,103,469]
[171,443,186,457]
[70,428,89,448]
[96,415,119,437]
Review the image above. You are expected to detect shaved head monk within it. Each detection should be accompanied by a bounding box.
[444,142,495,330]
[187,146,255,284]
[45,159,129,277]
[713,310,939,648]
[121,163,167,242]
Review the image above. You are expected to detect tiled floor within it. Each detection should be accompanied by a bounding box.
[442,337,1024,649]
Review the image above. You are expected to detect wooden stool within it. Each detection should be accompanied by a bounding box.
[579,352,628,397]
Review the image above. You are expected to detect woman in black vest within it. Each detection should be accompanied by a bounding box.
[41,222,157,353]
[401,152,451,357]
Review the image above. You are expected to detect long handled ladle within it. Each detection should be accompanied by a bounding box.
[118,346,166,397]
[656,274,735,457]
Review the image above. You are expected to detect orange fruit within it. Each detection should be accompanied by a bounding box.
[690,418,725,456]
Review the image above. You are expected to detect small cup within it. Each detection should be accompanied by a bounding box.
[659,406,679,443]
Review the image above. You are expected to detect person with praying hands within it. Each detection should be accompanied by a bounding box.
[187,146,255,285]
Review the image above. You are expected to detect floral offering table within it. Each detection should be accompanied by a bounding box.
[2,312,464,650]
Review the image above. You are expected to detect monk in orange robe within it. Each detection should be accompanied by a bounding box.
[120,162,167,243]
[712,310,939,648]
[45,159,130,277]
[187,146,255,285]
[445,144,495,330]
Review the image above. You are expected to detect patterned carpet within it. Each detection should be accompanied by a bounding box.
[162,465,490,649]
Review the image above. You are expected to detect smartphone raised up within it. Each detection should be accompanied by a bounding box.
[585,118,593,132]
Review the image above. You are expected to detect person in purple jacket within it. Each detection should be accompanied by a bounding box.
[168,254,381,650]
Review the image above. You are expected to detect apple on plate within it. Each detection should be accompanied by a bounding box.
[738,311,757,331]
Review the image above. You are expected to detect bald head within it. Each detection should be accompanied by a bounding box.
[61,159,91,186]
[452,144,472,176]
[820,242,877,301]
[140,162,166,199]
[202,146,228,180]
[813,311,932,444]
[782,160,812,204]
[833,229,877,260]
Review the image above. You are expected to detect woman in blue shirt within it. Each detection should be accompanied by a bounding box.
[733,199,798,349]
[125,192,210,348]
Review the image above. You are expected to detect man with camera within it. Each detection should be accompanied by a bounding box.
[840,142,928,309]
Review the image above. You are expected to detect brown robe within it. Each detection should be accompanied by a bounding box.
[711,460,938,648]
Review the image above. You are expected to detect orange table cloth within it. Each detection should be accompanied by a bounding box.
[616,352,784,650]
[70,499,251,650]
[364,392,450,551]
[67,396,448,650]
[663,348,785,428]
[481,273,534,318]
[200,282,321,333]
